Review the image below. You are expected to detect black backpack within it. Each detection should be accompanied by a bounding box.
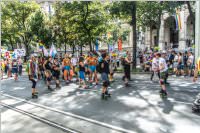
[121,58,126,66]
[96,61,103,73]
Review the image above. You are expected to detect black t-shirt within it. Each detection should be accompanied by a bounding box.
[45,61,52,70]
[169,54,174,63]
[101,60,110,74]
[52,61,60,72]
[79,62,85,72]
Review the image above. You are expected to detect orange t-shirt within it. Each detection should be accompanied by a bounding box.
[63,58,70,66]
[88,57,97,66]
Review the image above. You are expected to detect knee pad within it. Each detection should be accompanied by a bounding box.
[103,81,109,87]
[160,79,164,85]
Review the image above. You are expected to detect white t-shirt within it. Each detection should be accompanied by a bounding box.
[174,55,178,62]
[188,55,194,65]
[159,57,168,72]
[152,58,159,70]
[71,57,77,66]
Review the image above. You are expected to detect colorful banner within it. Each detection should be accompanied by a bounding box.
[14,49,26,57]
[49,44,57,57]
[108,44,114,52]
[174,9,182,30]
[43,47,49,57]
[118,38,122,51]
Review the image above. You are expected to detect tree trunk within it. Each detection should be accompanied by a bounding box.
[150,26,153,48]
[24,44,29,62]
[64,43,67,54]
[72,45,75,55]
[80,45,83,56]
[89,41,92,52]
[9,36,14,51]
[131,2,137,69]
[156,2,163,47]
[156,13,161,47]
[186,1,195,43]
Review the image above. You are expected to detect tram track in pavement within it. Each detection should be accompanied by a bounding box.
[1,93,136,133]
[1,102,80,133]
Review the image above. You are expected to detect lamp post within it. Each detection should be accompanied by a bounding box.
[195,0,200,60]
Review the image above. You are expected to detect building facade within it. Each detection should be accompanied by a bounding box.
[145,4,194,51]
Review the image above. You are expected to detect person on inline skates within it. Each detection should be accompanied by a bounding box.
[123,51,132,87]
[12,59,18,81]
[28,56,38,98]
[43,56,53,91]
[156,53,168,97]
[87,53,98,86]
[151,53,160,81]
[78,56,88,89]
[52,57,61,89]
[62,54,72,83]
[100,53,111,99]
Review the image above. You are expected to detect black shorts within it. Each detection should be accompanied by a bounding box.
[52,71,60,80]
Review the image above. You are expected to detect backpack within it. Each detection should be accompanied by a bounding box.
[121,58,126,66]
[96,61,103,73]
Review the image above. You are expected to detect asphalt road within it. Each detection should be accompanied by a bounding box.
[1,73,200,133]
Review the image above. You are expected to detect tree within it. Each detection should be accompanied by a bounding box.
[109,1,137,69]
[53,1,109,52]
[29,10,54,48]
[2,0,40,58]
[137,1,161,47]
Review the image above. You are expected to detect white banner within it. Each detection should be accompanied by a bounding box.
[14,49,26,57]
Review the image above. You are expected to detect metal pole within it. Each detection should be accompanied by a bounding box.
[195,0,200,61]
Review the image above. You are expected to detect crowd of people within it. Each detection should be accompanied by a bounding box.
[0,57,23,81]
[1,48,197,99]
[138,49,195,77]
[21,51,131,99]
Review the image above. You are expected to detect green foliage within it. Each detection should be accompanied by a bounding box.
[2,0,40,55]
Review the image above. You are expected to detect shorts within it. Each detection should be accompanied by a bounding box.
[52,71,60,80]
[89,66,96,73]
[85,64,89,68]
[64,66,71,71]
[160,71,167,80]
[79,71,85,80]
[101,72,109,81]
[177,64,183,70]
[12,66,18,74]
[173,62,178,68]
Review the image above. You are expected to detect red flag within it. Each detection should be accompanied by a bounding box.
[118,38,122,51]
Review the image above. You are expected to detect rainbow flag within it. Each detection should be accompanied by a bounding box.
[175,9,182,30]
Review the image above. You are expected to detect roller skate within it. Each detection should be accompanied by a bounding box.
[101,93,107,100]
[56,83,61,89]
[32,92,38,99]
[105,91,111,98]
[125,83,131,87]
